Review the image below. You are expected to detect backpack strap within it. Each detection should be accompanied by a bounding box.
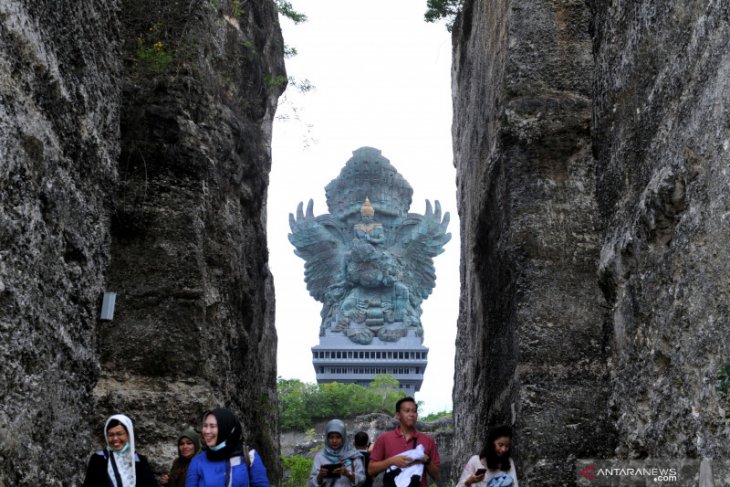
[242,444,251,468]
[105,450,124,487]
[225,445,253,487]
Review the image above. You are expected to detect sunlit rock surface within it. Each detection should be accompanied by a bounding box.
[593,0,730,462]
[452,0,730,485]
[0,1,120,484]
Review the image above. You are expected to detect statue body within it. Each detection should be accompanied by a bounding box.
[289,147,451,345]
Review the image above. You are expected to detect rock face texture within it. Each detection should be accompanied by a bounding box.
[592,1,730,462]
[0,0,284,485]
[453,0,730,484]
[102,0,284,479]
[0,2,120,484]
[451,1,611,485]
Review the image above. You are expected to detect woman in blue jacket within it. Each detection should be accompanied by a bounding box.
[185,408,269,487]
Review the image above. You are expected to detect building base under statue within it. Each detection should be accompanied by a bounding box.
[311,326,428,394]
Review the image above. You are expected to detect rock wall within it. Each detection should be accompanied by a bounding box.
[0,1,121,484]
[592,0,730,461]
[453,0,730,484]
[451,0,613,485]
[0,0,284,485]
[97,0,284,481]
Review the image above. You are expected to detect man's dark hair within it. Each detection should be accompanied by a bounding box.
[395,397,417,413]
[480,425,512,471]
[354,431,369,448]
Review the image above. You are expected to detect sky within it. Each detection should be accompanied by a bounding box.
[268,0,458,415]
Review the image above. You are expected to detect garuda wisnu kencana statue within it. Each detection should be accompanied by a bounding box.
[288,147,451,345]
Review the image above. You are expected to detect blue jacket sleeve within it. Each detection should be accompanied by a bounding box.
[185,454,201,487]
[249,451,270,487]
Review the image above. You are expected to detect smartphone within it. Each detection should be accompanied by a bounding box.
[323,463,343,478]
[475,468,487,476]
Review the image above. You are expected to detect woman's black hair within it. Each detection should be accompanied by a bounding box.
[479,425,512,471]
[106,419,129,434]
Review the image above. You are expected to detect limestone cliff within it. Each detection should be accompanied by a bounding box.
[0,0,284,484]
[0,1,120,484]
[99,0,284,479]
[592,0,730,462]
[452,0,614,485]
[453,0,730,484]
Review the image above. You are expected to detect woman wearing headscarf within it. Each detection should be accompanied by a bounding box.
[309,419,365,487]
[82,413,158,487]
[185,408,269,487]
[160,427,200,487]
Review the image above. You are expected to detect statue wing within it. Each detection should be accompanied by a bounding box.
[392,200,451,303]
[288,199,348,302]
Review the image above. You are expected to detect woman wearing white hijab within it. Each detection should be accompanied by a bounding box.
[82,413,158,487]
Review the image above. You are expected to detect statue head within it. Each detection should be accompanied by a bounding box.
[360,197,375,218]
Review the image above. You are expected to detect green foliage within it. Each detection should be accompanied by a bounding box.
[135,22,173,72]
[370,374,401,410]
[283,455,313,487]
[717,362,730,398]
[232,1,246,17]
[265,73,288,88]
[288,76,314,94]
[278,378,317,430]
[424,0,463,31]
[277,376,406,431]
[275,0,307,24]
[419,410,452,422]
[283,44,298,58]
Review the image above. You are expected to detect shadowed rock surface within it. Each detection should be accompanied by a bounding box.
[102,0,283,479]
[451,0,611,485]
[0,0,284,484]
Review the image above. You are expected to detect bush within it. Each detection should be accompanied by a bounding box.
[283,455,313,486]
[277,375,406,431]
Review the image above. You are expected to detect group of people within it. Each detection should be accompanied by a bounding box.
[82,408,268,487]
[82,398,518,487]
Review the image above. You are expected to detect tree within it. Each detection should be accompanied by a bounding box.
[283,455,313,486]
[275,0,307,24]
[278,378,317,430]
[369,374,401,410]
[424,0,463,31]
[277,376,407,431]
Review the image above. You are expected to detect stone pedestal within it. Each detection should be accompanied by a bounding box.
[312,329,428,394]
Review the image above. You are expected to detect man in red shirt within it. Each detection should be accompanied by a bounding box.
[368,397,441,487]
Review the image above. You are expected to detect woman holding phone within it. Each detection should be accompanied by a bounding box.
[455,425,518,487]
[308,419,365,486]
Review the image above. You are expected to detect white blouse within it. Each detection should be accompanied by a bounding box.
[455,455,518,487]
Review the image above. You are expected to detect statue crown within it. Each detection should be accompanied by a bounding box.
[361,197,375,217]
